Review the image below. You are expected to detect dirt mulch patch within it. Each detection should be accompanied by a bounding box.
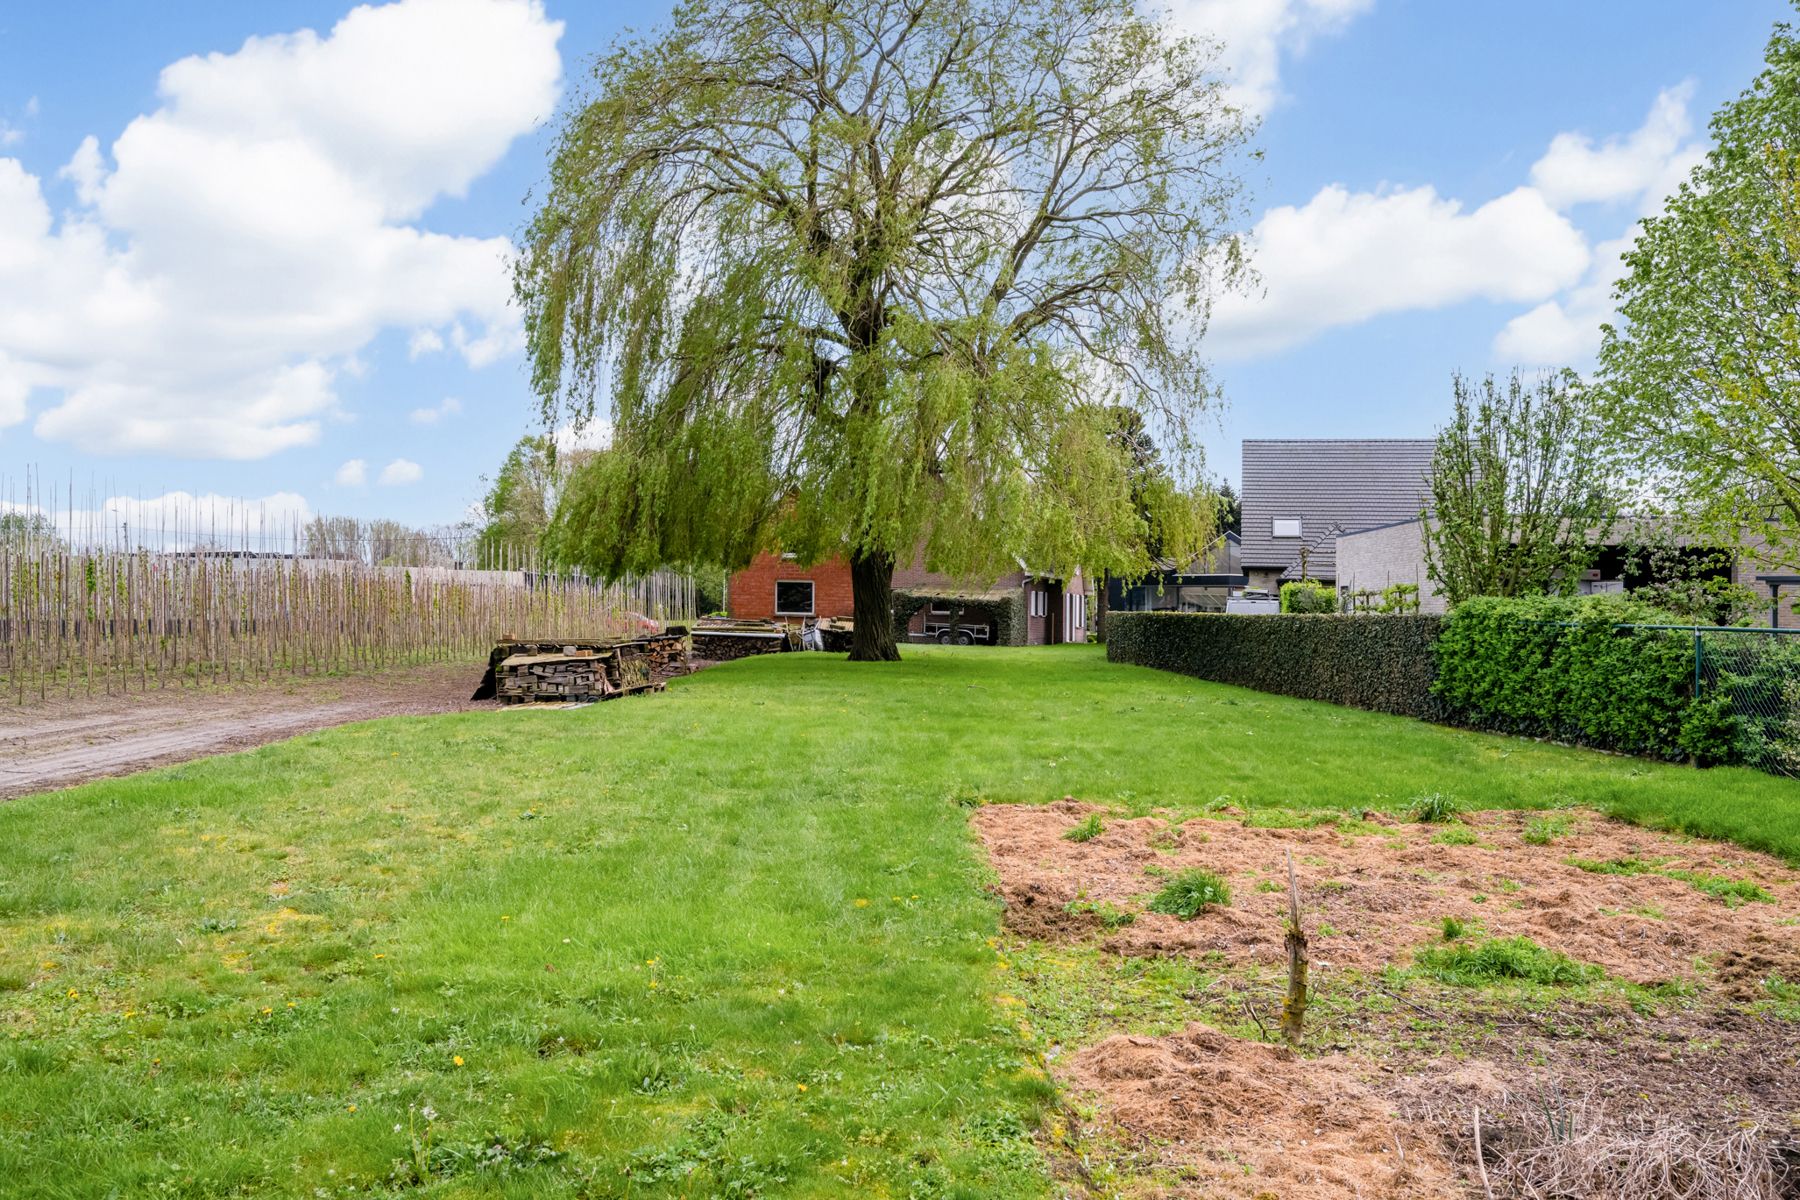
[1064,1025,1460,1199]
[979,801,1800,1198]
[975,800,1800,988]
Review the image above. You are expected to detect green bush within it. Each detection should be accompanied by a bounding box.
[1106,611,1447,719]
[1279,579,1338,613]
[1433,594,1733,762]
[1146,868,1231,918]
[1414,936,1599,987]
[1409,792,1461,823]
[1062,813,1104,843]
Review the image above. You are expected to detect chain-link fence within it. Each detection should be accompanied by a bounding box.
[1695,626,1800,777]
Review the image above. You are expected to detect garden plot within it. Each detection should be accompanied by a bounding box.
[976,801,1800,1198]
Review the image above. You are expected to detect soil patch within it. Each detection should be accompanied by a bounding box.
[980,801,1800,1198]
[975,800,1800,987]
[1064,1024,1460,1198]
[0,661,493,799]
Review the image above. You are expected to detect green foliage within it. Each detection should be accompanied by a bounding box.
[1414,936,1600,987]
[1106,611,1447,719]
[1433,594,1731,762]
[1279,580,1338,614]
[1062,814,1105,843]
[1145,869,1231,918]
[517,0,1251,647]
[1432,825,1480,846]
[1522,814,1572,846]
[1568,855,1653,876]
[1379,583,1421,614]
[1422,371,1617,605]
[1666,870,1774,905]
[1598,17,1800,566]
[476,435,589,570]
[1440,916,1467,941]
[1063,898,1136,930]
[1409,792,1462,824]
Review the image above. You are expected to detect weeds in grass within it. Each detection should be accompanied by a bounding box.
[1411,792,1461,823]
[1524,814,1573,845]
[1146,869,1232,919]
[1441,916,1467,941]
[1432,825,1480,846]
[1062,814,1104,843]
[1414,936,1600,987]
[1566,857,1773,905]
[1064,899,1136,930]
[1568,856,1652,875]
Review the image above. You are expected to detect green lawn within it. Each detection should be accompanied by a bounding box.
[3,644,1797,1198]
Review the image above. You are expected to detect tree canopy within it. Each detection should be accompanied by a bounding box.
[1598,15,1800,565]
[1422,371,1618,605]
[517,0,1251,657]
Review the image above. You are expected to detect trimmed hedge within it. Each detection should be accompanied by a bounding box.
[1279,580,1338,613]
[1433,595,1729,763]
[1106,611,1446,719]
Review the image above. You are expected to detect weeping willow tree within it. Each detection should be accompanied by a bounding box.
[518,0,1252,659]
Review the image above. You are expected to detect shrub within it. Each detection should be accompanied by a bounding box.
[1062,813,1104,843]
[1410,792,1461,823]
[1441,915,1467,941]
[1378,582,1421,614]
[1433,594,1731,762]
[1106,612,1446,719]
[1146,869,1231,918]
[1279,579,1338,613]
[1414,936,1600,987]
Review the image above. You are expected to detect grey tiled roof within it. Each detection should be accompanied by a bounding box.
[1240,439,1435,580]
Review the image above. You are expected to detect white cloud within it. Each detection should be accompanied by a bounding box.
[407,327,446,358]
[1529,83,1702,210]
[1209,183,1589,359]
[334,457,368,486]
[378,457,422,485]
[0,124,20,149]
[551,418,612,454]
[1169,0,1373,113]
[0,0,563,459]
[408,395,461,425]
[1494,89,1707,366]
[6,489,313,550]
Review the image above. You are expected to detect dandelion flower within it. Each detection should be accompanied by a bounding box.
[287,1002,296,1009]
[501,915,510,922]
[347,1104,357,1113]
[374,953,386,960]
[648,980,659,989]
[854,898,870,908]
[453,1055,464,1067]
[261,1006,272,1016]
[796,1083,807,1092]
[67,989,78,999]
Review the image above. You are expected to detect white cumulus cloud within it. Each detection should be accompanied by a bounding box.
[378,457,422,485]
[334,457,368,486]
[0,0,562,458]
[1495,88,1707,366]
[1209,184,1589,359]
[408,395,461,425]
[1170,0,1374,114]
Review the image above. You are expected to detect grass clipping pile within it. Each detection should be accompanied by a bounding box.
[977,801,1800,1199]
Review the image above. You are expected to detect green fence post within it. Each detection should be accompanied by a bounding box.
[1693,627,1702,700]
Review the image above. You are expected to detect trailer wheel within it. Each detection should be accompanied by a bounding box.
[954,630,974,646]
[936,630,953,644]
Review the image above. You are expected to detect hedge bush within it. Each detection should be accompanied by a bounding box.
[1279,580,1338,613]
[891,588,1027,645]
[1432,594,1727,763]
[1106,611,1445,719]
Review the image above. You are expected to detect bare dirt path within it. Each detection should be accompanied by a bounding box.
[0,661,491,799]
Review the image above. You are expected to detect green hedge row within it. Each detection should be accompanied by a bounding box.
[1106,611,1447,719]
[1432,595,1731,763]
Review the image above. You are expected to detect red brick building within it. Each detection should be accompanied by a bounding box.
[727,551,1088,644]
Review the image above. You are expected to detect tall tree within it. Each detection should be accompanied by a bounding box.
[1598,16,1800,564]
[1422,371,1618,605]
[517,0,1251,659]
[476,435,594,570]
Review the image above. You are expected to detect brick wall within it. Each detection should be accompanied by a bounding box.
[727,553,856,620]
[1335,520,1447,614]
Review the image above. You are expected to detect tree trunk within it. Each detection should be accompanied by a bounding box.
[848,548,901,662]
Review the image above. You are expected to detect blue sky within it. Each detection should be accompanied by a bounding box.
[0,0,1789,539]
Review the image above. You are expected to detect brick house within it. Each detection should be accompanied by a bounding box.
[727,551,1089,644]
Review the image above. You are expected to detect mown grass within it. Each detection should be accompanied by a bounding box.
[3,643,1799,1197]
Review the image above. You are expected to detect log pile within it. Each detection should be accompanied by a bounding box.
[690,617,795,662]
[475,630,691,703]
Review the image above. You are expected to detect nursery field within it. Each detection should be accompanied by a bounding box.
[1,645,1797,1198]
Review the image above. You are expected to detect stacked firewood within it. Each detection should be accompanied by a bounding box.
[496,653,615,702]
[690,618,795,662]
[480,629,691,704]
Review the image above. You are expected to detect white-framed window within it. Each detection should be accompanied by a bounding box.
[1029,589,1045,618]
[1272,518,1302,538]
[774,580,815,615]
[929,598,952,616]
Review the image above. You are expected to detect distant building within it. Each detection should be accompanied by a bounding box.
[1239,439,1436,593]
[727,551,1089,644]
[1103,532,1246,613]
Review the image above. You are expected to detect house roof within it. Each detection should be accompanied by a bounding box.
[1240,439,1435,579]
